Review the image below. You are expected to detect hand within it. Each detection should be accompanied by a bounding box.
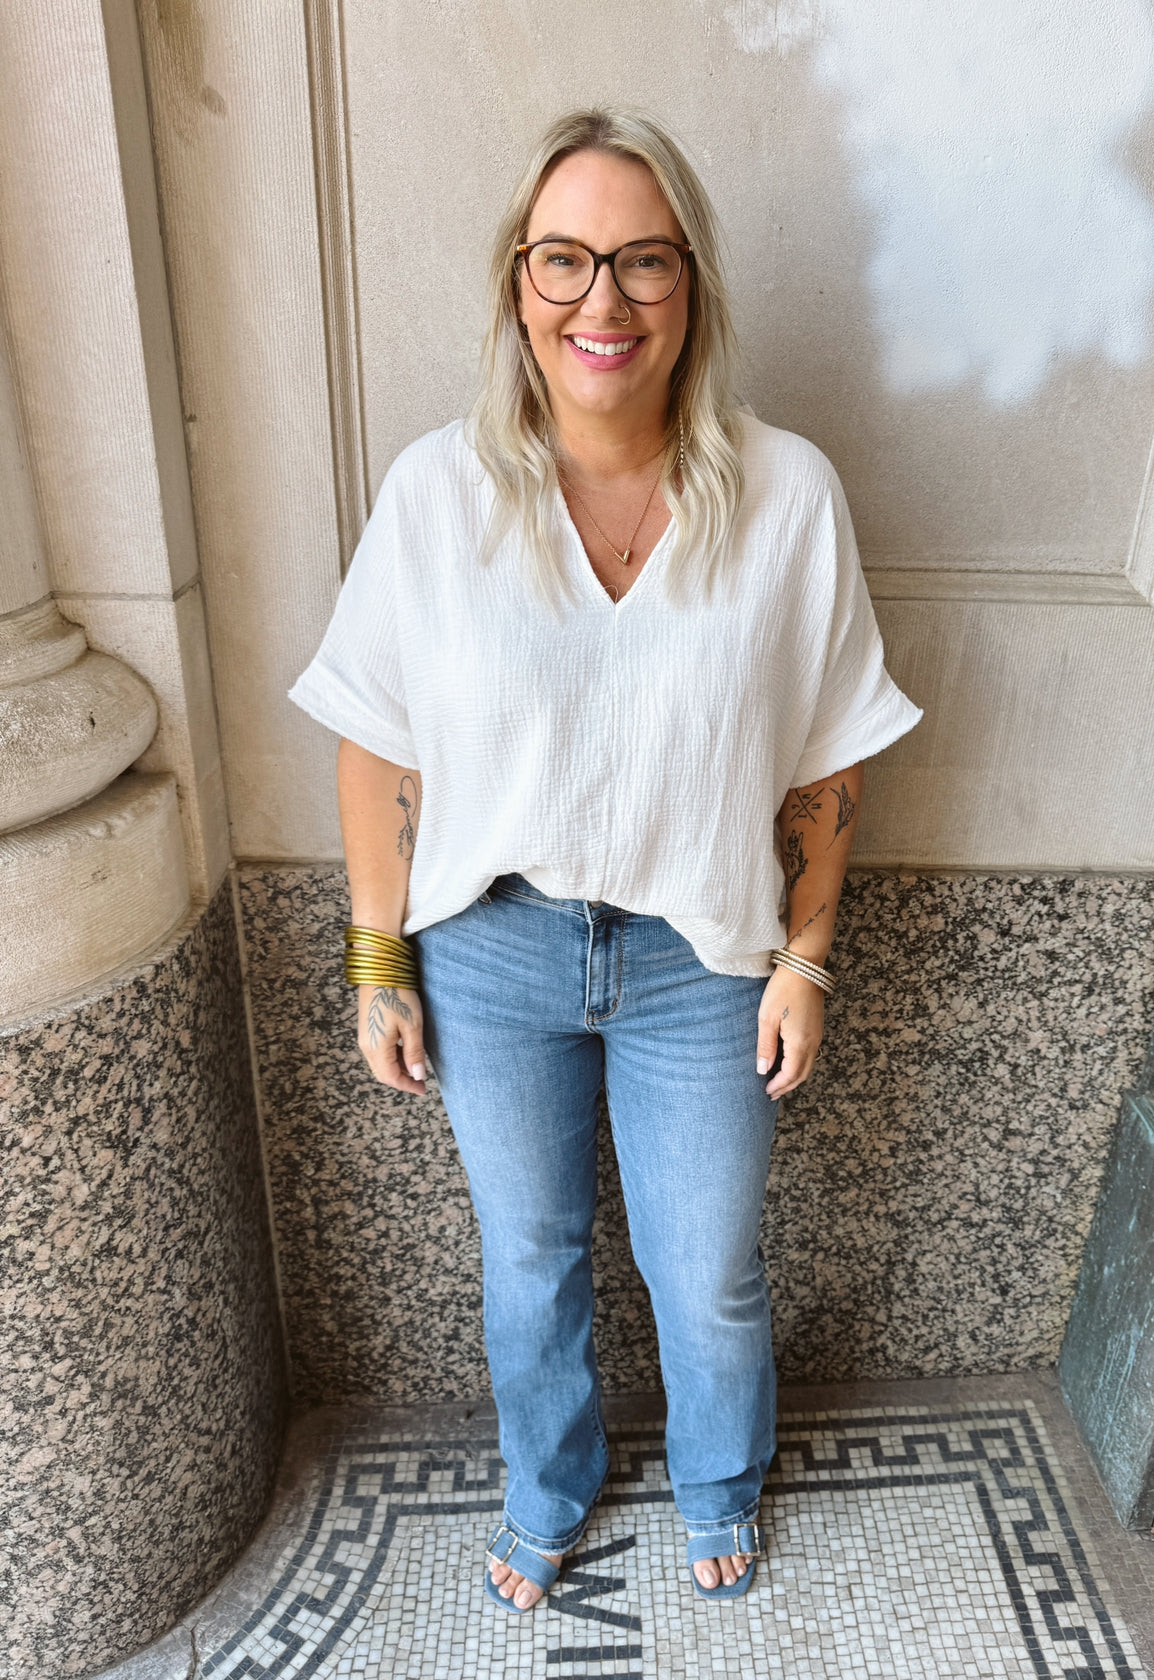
[756,966,825,1098]
[357,983,427,1094]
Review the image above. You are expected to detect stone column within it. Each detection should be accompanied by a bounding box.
[0,322,188,1020]
[0,6,288,1676]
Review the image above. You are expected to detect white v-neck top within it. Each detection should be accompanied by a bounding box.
[289,413,921,975]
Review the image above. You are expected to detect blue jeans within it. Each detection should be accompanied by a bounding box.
[412,873,779,1555]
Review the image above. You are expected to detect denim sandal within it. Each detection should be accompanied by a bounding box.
[686,1521,764,1601]
[484,1523,563,1613]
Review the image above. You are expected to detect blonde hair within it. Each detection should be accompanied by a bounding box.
[470,107,745,605]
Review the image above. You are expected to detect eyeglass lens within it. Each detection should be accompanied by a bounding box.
[526,241,683,304]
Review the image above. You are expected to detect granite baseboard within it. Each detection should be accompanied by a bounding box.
[237,867,1154,1406]
[0,884,289,1680]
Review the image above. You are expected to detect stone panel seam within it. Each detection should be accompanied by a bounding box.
[865,566,1152,607]
[230,864,294,1395]
[54,575,202,605]
[303,0,369,573]
[225,859,1154,880]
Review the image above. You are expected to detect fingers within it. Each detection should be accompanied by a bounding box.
[398,1017,427,1087]
[758,969,825,1098]
[382,1029,427,1095]
[358,985,427,1094]
[766,1035,819,1099]
[755,1019,779,1082]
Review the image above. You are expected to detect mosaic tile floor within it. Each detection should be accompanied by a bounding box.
[99,1379,1153,1680]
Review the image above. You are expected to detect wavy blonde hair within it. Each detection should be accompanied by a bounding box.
[471,107,745,605]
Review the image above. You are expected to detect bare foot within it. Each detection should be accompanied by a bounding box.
[693,1552,753,1591]
[489,1549,564,1610]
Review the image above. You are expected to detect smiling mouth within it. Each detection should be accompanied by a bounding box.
[567,335,640,358]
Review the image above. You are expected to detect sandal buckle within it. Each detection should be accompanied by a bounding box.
[485,1524,519,1566]
[733,1521,764,1556]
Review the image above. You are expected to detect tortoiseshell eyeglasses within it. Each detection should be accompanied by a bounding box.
[516,239,692,305]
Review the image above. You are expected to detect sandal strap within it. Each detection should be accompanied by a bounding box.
[484,1523,562,1591]
[686,1521,765,1563]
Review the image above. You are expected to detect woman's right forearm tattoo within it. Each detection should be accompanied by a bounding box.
[396,773,419,859]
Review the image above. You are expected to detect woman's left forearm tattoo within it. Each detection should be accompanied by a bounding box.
[786,902,827,948]
[785,830,808,891]
[787,787,823,824]
[830,780,856,844]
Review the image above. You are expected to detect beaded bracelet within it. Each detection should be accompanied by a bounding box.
[344,925,419,990]
[768,947,835,995]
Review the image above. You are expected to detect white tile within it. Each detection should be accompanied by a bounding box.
[150,1401,1153,1680]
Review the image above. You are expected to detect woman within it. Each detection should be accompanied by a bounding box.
[290,108,920,1609]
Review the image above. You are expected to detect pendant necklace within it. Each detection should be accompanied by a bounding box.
[558,456,664,566]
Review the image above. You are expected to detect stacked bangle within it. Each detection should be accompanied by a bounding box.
[769,947,835,995]
[344,925,419,990]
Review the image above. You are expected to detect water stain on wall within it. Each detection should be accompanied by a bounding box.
[144,0,226,132]
[721,0,1154,404]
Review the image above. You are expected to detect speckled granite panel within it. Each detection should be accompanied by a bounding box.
[0,884,288,1680]
[768,873,1154,1380]
[236,869,485,1407]
[238,868,1154,1406]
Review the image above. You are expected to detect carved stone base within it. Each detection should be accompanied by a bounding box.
[0,771,189,1024]
[0,598,159,833]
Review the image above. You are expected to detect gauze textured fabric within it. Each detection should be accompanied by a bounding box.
[288,412,922,975]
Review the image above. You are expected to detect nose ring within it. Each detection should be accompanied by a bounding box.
[615,303,632,326]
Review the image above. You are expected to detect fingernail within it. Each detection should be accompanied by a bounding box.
[756,1057,769,1075]
[411,1061,426,1081]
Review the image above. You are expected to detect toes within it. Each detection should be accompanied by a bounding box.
[513,1576,542,1609]
[694,1554,753,1590]
[500,1570,523,1602]
[491,1551,563,1608]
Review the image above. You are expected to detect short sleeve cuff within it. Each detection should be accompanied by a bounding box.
[790,682,922,786]
[288,667,418,769]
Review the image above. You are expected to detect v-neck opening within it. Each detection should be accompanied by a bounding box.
[555,482,675,613]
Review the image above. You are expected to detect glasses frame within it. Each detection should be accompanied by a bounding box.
[515,238,693,306]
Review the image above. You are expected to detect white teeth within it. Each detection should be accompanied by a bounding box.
[572,336,638,356]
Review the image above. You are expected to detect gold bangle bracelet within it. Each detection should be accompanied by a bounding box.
[345,947,414,962]
[344,924,417,988]
[346,964,418,989]
[345,925,412,954]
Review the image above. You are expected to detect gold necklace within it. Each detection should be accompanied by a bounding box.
[558,457,664,566]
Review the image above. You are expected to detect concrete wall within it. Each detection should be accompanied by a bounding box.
[136,0,1154,869]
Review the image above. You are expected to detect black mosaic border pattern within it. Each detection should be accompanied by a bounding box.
[771,1408,1135,1680]
[198,1409,1138,1680]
